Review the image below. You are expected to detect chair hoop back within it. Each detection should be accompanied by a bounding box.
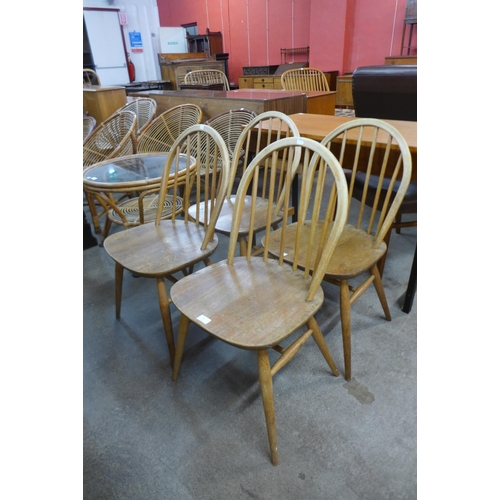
[117,98,157,136]
[228,136,349,301]
[155,124,231,249]
[320,118,412,247]
[184,69,230,90]
[280,67,330,91]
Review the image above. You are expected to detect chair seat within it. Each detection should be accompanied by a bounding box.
[266,223,387,279]
[103,220,219,277]
[210,195,283,236]
[170,256,324,350]
[108,194,183,227]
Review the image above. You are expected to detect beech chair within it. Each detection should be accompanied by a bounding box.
[103,125,231,365]
[83,68,101,86]
[116,97,157,137]
[170,136,349,466]
[137,104,203,153]
[83,115,96,143]
[280,67,330,91]
[183,69,230,90]
[203,111,301,256]
[83,110,137,234]
[303,118,412,380]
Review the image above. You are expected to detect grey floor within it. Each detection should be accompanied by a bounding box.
[83,205,417,500]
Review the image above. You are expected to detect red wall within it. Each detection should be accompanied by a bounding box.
[158,0,414,84]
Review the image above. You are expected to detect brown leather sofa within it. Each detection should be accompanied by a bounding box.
[350,64,417,275]
[352,65,417,121]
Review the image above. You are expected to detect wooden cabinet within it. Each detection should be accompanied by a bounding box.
[335,75,354,107]
[385,56,417,65]
[83,86,127,124]
[187,30,223,57]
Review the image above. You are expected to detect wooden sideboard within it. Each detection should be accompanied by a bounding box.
[158,52,226,90]
[385,56,417,65]
[238,70,339,91]
[83,85,127,124]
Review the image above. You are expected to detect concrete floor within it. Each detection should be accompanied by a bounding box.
[83,207,417,499]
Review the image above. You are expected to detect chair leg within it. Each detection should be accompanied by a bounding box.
[370,264,391,321]
[157,277,175,366]
[115,262,124,318]
[377,232,392,278]
[239,236,248,257]
[257,349,278,466]
[308,317,339,376]
[395,212,402,234]
[339,280,352,381]
[172,314,190,380]
[85,191,102,234]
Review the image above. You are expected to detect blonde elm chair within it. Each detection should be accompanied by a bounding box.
[136,104,203,153]
[265,118,412,381]
[170,136,349,465]
[183,69,230,90]
[103,125,231,365]
[280,67,330,91]
[202,111,301,257]
[83,110,137,234]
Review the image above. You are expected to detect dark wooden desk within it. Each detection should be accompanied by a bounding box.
[132,89,308,120]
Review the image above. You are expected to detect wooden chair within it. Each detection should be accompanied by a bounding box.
[116,97,157,137]
[103,125,231,365]
[315,118,412,380]
[205,111,301,256]
[170,136,349,465]
[280,67,330,91]
[83,110,137,234]
[137,104,203,153]
[83,115,96,143]
[183,69,230,90]
[83,68,101,86]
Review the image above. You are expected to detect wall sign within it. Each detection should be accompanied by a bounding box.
[129,31,143,48]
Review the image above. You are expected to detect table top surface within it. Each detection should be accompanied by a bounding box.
[83,153,190,190]
[138,89,309,101]
[285,113,417,151]
[83,85,127,92]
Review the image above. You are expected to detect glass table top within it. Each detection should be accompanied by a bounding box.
[83,153,192,186]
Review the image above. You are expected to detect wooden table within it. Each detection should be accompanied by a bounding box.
[267,113,417,181]
[83,153,192,238]
[83,85,127,124]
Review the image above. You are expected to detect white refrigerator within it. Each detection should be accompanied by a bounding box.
[159,27,188,53]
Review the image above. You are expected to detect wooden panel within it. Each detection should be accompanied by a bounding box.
[385,56,417,65]
[305,92,336,115]
[335,76,353,107]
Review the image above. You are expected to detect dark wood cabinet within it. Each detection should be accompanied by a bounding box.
[187,30,223,57]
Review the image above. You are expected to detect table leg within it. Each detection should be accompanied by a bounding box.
[402,244,417,313]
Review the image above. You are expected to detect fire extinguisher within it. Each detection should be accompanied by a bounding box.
[127,53,135,82]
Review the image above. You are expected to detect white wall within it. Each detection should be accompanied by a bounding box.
[83,0,162,82]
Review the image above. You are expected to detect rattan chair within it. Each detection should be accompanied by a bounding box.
[83,110,137,233]
[280,67,330,91]
[115,97,157,136]
[103,125,231,365]
[136,104,203,153]
[83,68,101,86]
[83,115,97,143]
[183,69,230,90]
[204,108,257,165]
[170,137,349,465]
